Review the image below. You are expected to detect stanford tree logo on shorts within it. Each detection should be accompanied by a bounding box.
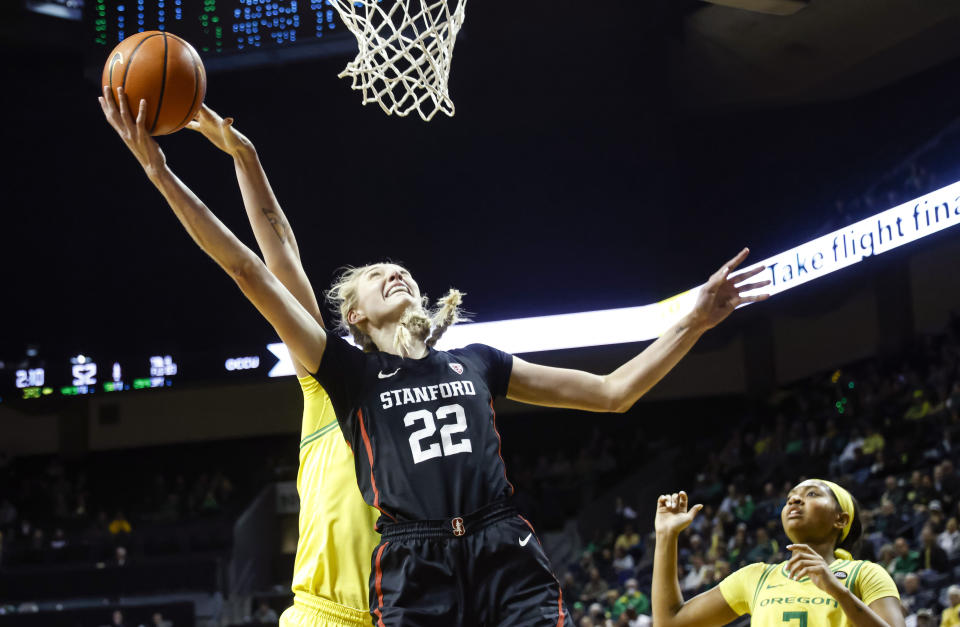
[451,517,465,536]
[449,363,464,375]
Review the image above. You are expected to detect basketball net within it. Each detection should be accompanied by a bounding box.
[329,0,467,122]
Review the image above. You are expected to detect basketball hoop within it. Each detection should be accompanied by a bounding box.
[329,0,467,122]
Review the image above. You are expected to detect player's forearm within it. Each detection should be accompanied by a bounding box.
[652,531,686,626]
[832,588,896,627]
[232,149,323,321]
[605,313,707,412]
[233,147,303,266]
[148,165,259,276]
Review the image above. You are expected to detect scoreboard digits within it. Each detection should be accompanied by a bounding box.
[87,0,350,65]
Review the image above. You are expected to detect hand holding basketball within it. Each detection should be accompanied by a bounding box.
[186,104,254,158]
[99,85,167,178]
[655,491,703,537]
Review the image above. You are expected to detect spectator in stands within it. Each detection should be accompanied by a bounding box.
[114,545,128,567]
[862,425,886,462]
[908,472,932,510]
[733,492,755,524]
[745,526,778,564]
[687,504,711,537]
[613,497,638,533]
[939,461,960,503]
[684,533,704,562]
[603,588,621,619]
[109,609,126,627]
[754,482,782,524]
[900,573,925,615]
[726,522,749,568]
[940,585,960,627]
[612,578,650,620]
[904,606,933,627]
[50,528,67,550]
[680,554,709,594]
[708,520,726,562]
[581,567,609,603]
[251,601,279,624]
[919,525,948,573]
[835,427,864,474]
[889,536,920,582]
[718,484,739,517]
[927,501,946,534]
[563,572,582,605]
[938,517,960,559]
[904,389,932,421]
[615,523,641,554]
[612,545,635,576]
[587,602,605,625]
[876,499,902,538]
[109,511,131,536]
[200,489,220,513]
[711,559,731,587]
[883,476,907,512]
[570,602,585,626]
[151,612,172,627]
[878,543,897,572]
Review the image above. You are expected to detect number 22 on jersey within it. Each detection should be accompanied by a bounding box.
[404,403,473,464]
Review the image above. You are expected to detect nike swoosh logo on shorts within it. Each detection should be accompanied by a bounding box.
[519,533,532,546]
[378,368,401,379]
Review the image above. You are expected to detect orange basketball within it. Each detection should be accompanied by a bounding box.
[102,31,206,136]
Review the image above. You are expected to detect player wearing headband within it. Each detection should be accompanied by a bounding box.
[188,105,381,626]
[652,480,904,627]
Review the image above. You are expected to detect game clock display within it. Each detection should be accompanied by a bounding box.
[86,0,353,67]
[1,345,279,404]
[9,353,180,401]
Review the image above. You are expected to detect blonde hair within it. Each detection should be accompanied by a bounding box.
[326,263,467,357]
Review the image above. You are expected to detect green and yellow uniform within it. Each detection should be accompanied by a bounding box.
[719,559,899,627]
[279,376,381,627]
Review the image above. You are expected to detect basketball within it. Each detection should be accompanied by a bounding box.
[101,31,206,136]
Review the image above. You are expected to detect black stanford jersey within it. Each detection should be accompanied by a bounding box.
[312,333,516,526]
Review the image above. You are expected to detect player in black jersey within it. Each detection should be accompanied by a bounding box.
[99,83,769,627]
[306,258,768,626]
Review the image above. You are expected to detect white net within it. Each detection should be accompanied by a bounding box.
[329,0,467,122]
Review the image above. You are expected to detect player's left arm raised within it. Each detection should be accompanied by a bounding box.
[784,544,905,627]
[507,248,769,412]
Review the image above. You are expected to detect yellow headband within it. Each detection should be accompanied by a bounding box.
[814,479,855,559]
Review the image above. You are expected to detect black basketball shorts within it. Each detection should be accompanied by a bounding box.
[368,500,569,627]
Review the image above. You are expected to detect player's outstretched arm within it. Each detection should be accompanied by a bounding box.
[651,491,738,627]
[188,104,324,377]
[99,87,328,373]
[506,248,770,412]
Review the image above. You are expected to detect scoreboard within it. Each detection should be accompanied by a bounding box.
[0,342,294,404]
[85,0,358,71]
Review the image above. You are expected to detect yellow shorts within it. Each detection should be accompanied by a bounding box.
[280,592,372,627]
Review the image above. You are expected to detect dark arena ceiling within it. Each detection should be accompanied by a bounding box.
[2,0,960,358]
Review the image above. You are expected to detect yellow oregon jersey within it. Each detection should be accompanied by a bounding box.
[719,559,899,626]
[291,376,381,615]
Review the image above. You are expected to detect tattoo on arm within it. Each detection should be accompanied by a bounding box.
[261,207,288,244]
